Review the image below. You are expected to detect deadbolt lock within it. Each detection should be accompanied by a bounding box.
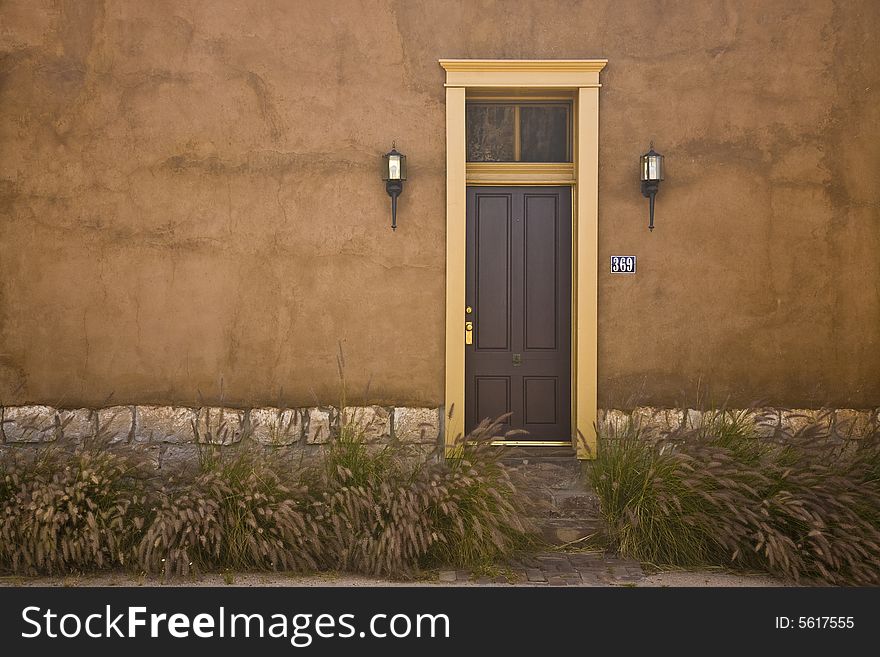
[465,321,474,345]
[466,306,473,314]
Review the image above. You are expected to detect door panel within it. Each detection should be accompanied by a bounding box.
[524,195,558,350]
[524,377,557,425]
[465,186,572,441]
[475,195,510,350]
[475,376,511,425]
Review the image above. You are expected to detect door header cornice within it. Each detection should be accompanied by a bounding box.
[439,59,608,73]
[439,59,607,88]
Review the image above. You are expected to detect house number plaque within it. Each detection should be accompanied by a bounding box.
[610,256,636,274]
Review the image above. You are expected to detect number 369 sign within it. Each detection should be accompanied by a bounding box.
[610,256,636,274]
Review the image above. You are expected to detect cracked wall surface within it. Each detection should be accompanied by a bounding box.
[0,0,878,410]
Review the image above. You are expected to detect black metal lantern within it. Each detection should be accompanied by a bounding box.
[640,142,665,232]
[382,143,407,231]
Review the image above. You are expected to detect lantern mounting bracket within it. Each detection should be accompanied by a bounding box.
[386,179,403,231]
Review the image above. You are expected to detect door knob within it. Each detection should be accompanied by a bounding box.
[465,321,474,345]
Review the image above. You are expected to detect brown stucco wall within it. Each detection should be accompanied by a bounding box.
[1,0,878,410]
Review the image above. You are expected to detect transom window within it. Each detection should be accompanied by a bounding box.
[466,101,572,163]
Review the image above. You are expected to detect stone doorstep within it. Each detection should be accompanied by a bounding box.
[533,518,604,546]
[549,489,600,518]
[501,456,585,491]
[502,452,603,546]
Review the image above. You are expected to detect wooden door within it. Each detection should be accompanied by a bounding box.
[465,186,572,440]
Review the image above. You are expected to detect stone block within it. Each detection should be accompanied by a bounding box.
[747,408,780,437]
[96,406,135,443]
[813,409,836,434]
[134,406,197,443]
[342,406,391,442]
[128,443,162,470]
[684,409,704,430]
[834,409,874,438]
[631,407,683,434]
[159,444,202,471]
[393,407,440,443]
[260,443,321,469]
[780,409,817,435]
[194,407,246,445]
[394,442,441,467]
[1,405,57,442]
[249,408,304,445]
[629,406,653,429]
[663,408,685,432]
[699,409,746,435]
[57,409,95,441]
[305,407,333,444]
[598,409,631,437]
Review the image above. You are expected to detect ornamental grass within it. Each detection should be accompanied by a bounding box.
[0,414,532,579]
[589,408,880,585]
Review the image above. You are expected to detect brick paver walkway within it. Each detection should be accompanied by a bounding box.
[439,551,645,586]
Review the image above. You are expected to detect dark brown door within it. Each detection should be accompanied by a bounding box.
[465,186,572,441]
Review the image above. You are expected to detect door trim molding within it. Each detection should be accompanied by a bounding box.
[440,59,607,459]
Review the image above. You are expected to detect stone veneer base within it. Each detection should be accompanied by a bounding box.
[1,405,877,471]
[598,406,879,440]
[0,404,444,471]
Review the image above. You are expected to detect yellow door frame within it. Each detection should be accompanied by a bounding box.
[440,59,607,459]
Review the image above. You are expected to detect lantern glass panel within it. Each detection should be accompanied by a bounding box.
[388,154,401,180]
[641,154,664,181]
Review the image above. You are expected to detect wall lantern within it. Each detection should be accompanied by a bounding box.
[640,142,665,232]
[382,143,407,231]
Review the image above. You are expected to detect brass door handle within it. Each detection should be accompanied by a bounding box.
[465,321,474,345]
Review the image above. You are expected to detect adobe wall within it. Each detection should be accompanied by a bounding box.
[1,1,878,411]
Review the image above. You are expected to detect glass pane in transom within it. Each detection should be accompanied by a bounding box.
[466,104,515,162]
[520,104,569,162]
